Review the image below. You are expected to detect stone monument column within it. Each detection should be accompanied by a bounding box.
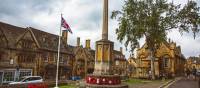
[102,0,108,40]
[85,0,128,87]
[93,0,114,75]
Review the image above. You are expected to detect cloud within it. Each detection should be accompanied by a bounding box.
[0,0,199,59]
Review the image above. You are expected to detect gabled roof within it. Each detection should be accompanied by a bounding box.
[0,22,26,48]
[0,21,73,54]
[188,57,200,64]
[113,50,126,61]
[29,27,73,54]
[73,46,95,61]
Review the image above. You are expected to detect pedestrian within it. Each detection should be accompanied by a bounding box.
[192,66,197,80]
[185,68,190,79]
[148,70,152,80]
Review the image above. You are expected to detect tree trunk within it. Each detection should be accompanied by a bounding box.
[150,49,155,80]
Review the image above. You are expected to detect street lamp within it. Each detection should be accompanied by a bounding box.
[15,65,20,81]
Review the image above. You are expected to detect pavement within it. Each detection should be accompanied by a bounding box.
[166,77,199,88]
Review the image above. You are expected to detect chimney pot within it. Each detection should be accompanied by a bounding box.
[85,39,91,49]
[62,30,68,45]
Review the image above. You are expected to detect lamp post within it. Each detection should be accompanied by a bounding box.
[15,65,19,81]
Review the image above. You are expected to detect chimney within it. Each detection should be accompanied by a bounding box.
[85,39,91,49]
[168,38,171,43]
[62,30,68,45]
[77,37,80,46]
[120,47,123,53]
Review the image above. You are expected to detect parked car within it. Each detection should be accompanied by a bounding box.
[9,76,43,85]
[196,70,200,77]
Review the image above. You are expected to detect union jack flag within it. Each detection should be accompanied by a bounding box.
[61,16,72,34]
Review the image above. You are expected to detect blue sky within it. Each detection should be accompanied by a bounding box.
[0,0,199,58]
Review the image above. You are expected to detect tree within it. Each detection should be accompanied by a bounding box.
[111,0,200,80]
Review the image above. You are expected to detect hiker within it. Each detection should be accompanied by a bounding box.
[185,68,190,79]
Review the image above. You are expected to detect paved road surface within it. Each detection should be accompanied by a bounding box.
[168,78,199,88]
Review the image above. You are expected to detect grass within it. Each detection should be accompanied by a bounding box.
[58,84,76,88]
[50,84,76,88]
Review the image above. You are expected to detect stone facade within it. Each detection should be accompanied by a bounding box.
[186,56,200,71]
[72,37,95,79]
[0,22,75,83]
[132,40,186,78]
[0,22,126,84]
[113,49,127,76]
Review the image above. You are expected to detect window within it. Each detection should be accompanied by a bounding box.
[0,34,7,47]
[49,54,54,62]
[116,60,119,65]
[31,77,41,81]
[163,57,169,68]
[18,54,35,63]
[3,70,15,82]
[60,56,64,63]
[54,54,57,62]
[42,53,48,62]
[19,70,32,78]
[10,59,14,65]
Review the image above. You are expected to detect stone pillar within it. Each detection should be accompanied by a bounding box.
[94,40,114,75]
[85,0,128,87]
[102,0,108,40]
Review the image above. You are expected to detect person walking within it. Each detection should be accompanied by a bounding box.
[185,68,190,79]
[192,66,197,80]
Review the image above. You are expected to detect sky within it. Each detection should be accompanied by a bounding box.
[0,0,200,58]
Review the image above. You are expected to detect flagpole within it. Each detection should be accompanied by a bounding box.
[55,14,62,88]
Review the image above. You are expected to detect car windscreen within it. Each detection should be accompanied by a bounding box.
[19,77,26,82]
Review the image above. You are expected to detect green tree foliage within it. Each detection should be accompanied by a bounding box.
[112,0,200,79]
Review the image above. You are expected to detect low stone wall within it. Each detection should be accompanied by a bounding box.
[0,83,48,88]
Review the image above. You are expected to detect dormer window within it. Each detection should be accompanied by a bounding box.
[21,39,33,48]
[10,58,14,65]
[42,37,46,42]
[0,34,7,47]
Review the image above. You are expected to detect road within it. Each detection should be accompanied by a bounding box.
[168,77,199,88]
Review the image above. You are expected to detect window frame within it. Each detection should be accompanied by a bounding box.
[163,56,170,68]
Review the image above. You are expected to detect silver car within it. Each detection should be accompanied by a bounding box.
[9,76,43,85]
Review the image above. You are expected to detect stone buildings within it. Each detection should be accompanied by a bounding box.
[131,40,186,78]
[0,22,126,84]
[113,48,127,76]
[186,56,200,71]
[0,22,75,83]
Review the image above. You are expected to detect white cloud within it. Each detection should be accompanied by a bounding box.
[0,0,200,59]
